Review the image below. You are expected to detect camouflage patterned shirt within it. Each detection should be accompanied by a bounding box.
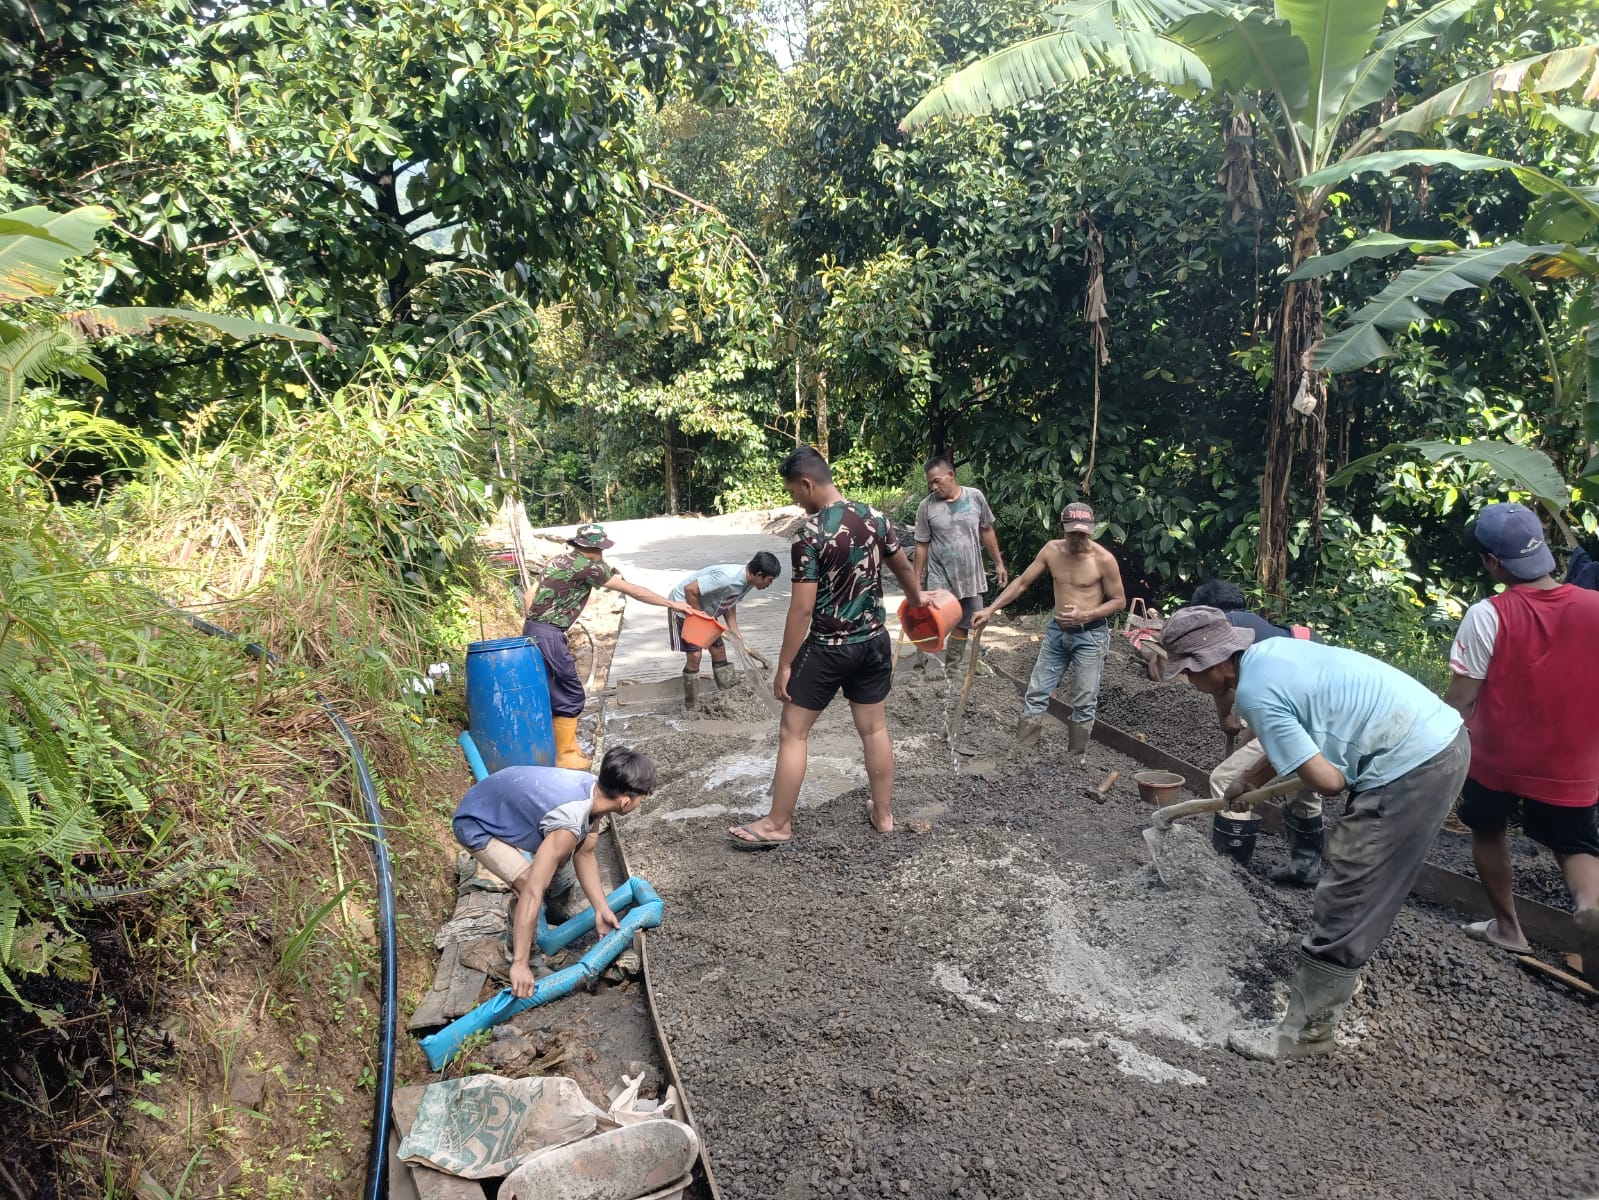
[792,500,901,645]
[525,552,615,630]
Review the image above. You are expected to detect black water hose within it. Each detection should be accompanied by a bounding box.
[162,605,398,1200]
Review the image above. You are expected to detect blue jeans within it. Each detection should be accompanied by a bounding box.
[1022,623,1110,721]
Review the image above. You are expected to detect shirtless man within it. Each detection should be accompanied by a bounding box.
[974,502,1125,765]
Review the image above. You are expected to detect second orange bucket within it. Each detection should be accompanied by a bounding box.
[898,590,962,653]
[680,612,727,647]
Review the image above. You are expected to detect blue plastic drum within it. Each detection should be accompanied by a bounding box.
[464,637,556,771]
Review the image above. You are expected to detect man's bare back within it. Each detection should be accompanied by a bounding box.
[1041,538,1120,623]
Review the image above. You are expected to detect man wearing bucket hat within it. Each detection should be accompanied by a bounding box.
[668,552,782,706]
[1446,502,1599,958]
[972,501,1125,767]
[524,524,693,768]
[1160,605,1468,1060]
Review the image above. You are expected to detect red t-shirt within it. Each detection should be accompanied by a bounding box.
[1467,584,1599,806]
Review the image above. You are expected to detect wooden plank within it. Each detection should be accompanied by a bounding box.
[443,959,490,1020]
[409,941,462,1032]
[387,1128,421,1200]
[1409,862,1585,956]
[391,1085,484,1200]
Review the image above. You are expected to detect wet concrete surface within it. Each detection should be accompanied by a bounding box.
[615,636,1599,1200]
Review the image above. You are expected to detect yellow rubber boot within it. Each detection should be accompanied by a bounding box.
[552,716,591,770]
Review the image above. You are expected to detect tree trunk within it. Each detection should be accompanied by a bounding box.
[1257,199,1328,597]
[663,422,680,515]
[372,165,415,327]
[793,357,804,446]
[815,368,830,459]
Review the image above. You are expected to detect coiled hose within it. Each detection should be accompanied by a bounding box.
[165,606,398,1200]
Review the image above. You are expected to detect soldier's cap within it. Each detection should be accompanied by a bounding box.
[1060,502,1095,534]
[568,523,614,551]
[1158,605,1255,680]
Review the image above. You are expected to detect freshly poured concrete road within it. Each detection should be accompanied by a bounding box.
[538,511,909,685]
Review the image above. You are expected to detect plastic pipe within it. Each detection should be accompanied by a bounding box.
[458,730,490,783]
[418,876,664,1070]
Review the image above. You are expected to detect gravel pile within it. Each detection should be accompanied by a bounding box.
[628,758,1599,1200]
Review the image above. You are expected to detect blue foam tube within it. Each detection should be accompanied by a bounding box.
[458,730,490,782]
[418,876,665,1070]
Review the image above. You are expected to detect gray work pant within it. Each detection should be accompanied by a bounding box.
[1303,728,1470,971]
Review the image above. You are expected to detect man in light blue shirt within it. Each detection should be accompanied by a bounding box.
[1160,606,1469,1061]
[668,552,781,705]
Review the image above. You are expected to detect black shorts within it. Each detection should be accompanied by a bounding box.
[1457,776,1599,858]
[787,633,893,711]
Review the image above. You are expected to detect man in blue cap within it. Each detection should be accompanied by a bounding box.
[1446,502,1599,959]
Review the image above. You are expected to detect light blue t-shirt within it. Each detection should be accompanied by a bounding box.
[669,563,753,616]
[451,765,594,852]
[1234,639,1462,792]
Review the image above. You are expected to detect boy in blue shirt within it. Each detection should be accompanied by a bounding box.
[668,552,781,705]
[1160,606,1469,1060]
[452,747,657,998]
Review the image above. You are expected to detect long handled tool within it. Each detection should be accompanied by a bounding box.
[947,628,985,754]
[1143,776,1304,885]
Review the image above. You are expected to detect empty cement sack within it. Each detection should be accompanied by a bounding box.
[398,1074,600,1178]
[499,1121,700,1200]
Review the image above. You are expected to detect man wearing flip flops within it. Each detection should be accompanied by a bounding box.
[668,552,782,706]
[729,447,926,848]
[1446,502,1599,958]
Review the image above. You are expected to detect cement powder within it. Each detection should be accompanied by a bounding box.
[1056,1035,1209,1087]
[893,826,1275,1054]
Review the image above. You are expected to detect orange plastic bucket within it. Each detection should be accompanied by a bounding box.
[680,612,727,648]
[898,590,962,653]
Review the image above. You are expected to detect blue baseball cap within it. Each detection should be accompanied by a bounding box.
[1473,502,1556,581]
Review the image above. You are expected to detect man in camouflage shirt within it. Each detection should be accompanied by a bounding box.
[730,447,925,848]
[524,524,690,768]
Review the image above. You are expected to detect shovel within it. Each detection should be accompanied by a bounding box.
[1142,775,1304,885]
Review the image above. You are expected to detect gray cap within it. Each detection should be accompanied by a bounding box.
[1158,605,1255,679]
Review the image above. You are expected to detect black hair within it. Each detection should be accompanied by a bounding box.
[924,454,954,474]
[596,746,657,798]
[1191,579,1247,612]
[748,550,781,579]
[779,445,832,485]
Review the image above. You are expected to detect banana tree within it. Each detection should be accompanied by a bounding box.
[1290,146,1599,541]
[903,0,1599,594]
[0,204,329,446]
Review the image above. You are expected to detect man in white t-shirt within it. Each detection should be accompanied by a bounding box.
[668,552,781,705]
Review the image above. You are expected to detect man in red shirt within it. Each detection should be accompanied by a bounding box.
[1446,503,1599,955]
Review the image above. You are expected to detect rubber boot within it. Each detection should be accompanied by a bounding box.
[1067,719,1093,768]
[1269,811,1324,887]
[1016,714,1044,748]
[944,636,969,676]
[552,715,591,770]
[682,670,700,708]
[712,662,736,690]
[1228,952,1360,1061]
